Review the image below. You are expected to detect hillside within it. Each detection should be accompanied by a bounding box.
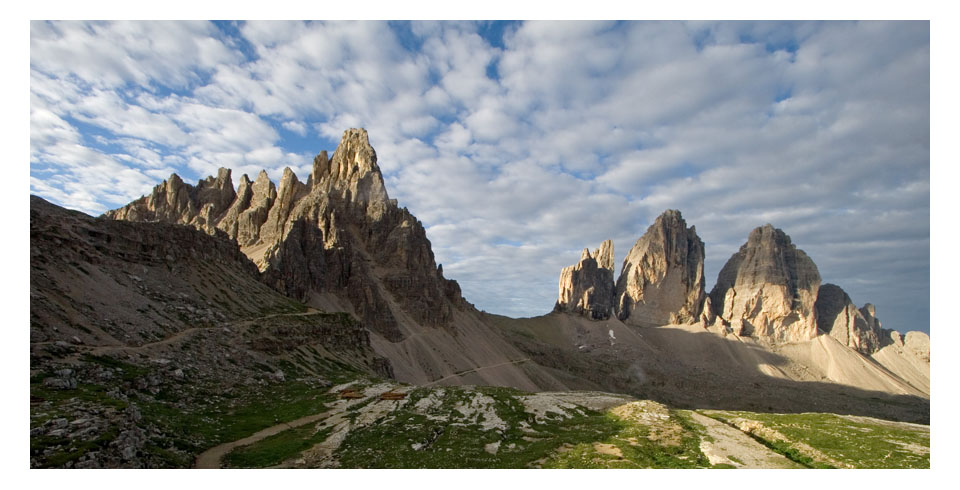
[30,196,389,467]
[30,128,930,468]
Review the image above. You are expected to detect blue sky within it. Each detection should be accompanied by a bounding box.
[29,20,930,334]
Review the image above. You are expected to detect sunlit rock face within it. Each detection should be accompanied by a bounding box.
[106,128,466,343]
[615,210,706,326]
[555,240,616,320]
[709,224,821,342]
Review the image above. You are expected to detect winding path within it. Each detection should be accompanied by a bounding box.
[193,358,532,468]
[423,358,531,386]
[195,410,333,469]
[42,308,327,359]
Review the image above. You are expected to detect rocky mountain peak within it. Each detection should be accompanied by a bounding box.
[309,150,329,188]
[252,170,275,197]
[555,240,616,320]
[313,128,389,204]
[710,224,820,342]
[106,128,465,344]
[593,240,615,271]
[615,209,706,326]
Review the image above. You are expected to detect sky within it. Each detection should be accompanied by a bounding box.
[29,20,930,334]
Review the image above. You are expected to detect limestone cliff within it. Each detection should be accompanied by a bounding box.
[106,168,237,235]
[106,128,466,343]
[555,240,615,320]
[709,224,821,342]
[814,283,882,354]
[615,210,706,326]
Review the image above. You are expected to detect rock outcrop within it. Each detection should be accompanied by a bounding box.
[106,168,237,235]
[310,128,391,204]
[615,210,706,326]
[903,331,930,362]
[860,303,882,339]
[709,224,821,342]
[814,284,882,354]
[555,240,615,320]
[106,128,466,343]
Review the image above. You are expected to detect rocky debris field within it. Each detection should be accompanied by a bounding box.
[29,308,391,469]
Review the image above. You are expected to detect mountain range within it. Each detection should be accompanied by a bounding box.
[30,128,929,468]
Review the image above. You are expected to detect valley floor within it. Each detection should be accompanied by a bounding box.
[202,380,929,469]
[29,308,931,469]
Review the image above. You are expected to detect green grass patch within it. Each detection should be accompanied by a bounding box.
[224,424,334,468]
[31,427,120,468]
[31,381,129,410]
[137,380,336,455]
[701,411,929,469]
[336,387,623,468]
[80,354,150,381]
[543,407,710,469]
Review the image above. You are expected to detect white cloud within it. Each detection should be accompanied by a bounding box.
[28,21,930,333]
[282,120,308,136]
[30,21,239,89]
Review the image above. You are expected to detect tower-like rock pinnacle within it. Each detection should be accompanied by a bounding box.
[616,210,706,326]
[555,240,616,320]
[709,224,821,342]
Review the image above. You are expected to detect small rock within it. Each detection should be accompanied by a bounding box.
[120,445,137,461]
[42,377,76,390]
[126,404,142,423]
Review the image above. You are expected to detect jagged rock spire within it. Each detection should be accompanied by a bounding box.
[312,128,389,204]
[105,128,465,344]
[616,210,706,326]
[555,240,615,320]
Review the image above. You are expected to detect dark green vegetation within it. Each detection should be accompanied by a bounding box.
[32,350,931,469]
[136,380,335,454]
[224,425,334,468]
[700,411,930,469]
[218,386,930,469]
[30,349,360,468]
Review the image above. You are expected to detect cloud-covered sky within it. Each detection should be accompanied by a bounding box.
[29,20,930,334]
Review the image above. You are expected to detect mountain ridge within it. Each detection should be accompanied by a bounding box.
[102,129,929,400]
[30,128,930,468]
